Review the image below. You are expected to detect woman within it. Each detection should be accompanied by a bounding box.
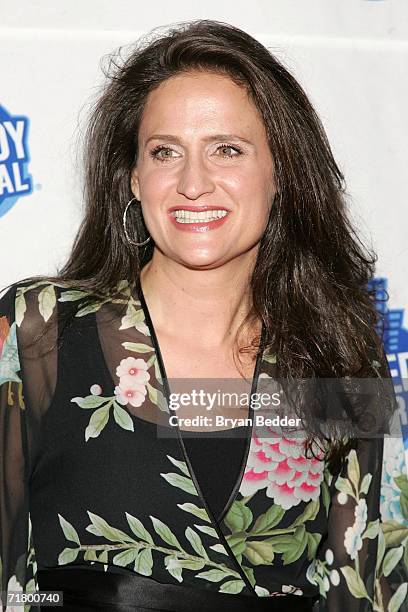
[0,19,406,612]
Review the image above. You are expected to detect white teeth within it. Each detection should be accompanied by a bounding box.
[172,209,228,223]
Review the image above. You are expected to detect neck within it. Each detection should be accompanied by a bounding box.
[138,249,260,351]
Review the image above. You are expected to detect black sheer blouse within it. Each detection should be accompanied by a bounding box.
[0,279,407,611]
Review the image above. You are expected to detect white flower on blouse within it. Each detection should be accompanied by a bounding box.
[343,498,367,560]
[329,569,340,586]
[240,432,325,510]
[90,384,102,395]
[354,499,368,529]
[344,525,363,560]
[380,436,407,524]
[6,574,23,612]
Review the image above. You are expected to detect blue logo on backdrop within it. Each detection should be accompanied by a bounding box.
[0,105,33,217]
[370,277,408,450]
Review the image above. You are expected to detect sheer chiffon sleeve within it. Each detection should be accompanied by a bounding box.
[311,348,408,611]
[0,282,58,611]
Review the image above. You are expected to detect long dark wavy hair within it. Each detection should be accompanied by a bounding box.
[2,19,396,469]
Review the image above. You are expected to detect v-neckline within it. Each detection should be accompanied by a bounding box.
[135,276,266,519]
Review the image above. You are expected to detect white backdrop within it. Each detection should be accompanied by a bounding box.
[1,0,408,454]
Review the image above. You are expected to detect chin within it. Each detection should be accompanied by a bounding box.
[176,253,228,270]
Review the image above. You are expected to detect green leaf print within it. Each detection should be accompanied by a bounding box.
[321,478,331,516]
[177,503,210,522]
[153,356,163,384]
[85,405,110,441]
[164,555,183,582]
[185,527,209,560]
[76,300,108,317]
[219,579,246,594]
[224,501,253,533]
[38,285,56,322]
[252,505,285,533]
[262,352,277,364]
[288,500,319,528]
[146,382,168,412]
[269,525,307,565]
[112,549,139,567]
[225,534,246,559]
[382,546,404,577]
[243,540,274,565]
[376,528,386,573]
[15,291,27,326]
[119,303,146,331]
[362,519,379,540]
[306,533,322,560]
[121,342,154,354]
[58,515,80,545]
[125,512,154,544]
[194,524,218,538]
[72,391,140,440]
[166,558,206,572]
[160,455,198,496]
[83,549,99,562]
[346,450,360,496]
[395,474,408,521]
[75,507,241,585]
[58,547,79,565]
[113,403,134,432]
[134,549,154,576]
[209,543,228,556]
[150,516,184,551]
[334,476,355,500]
[195,568,236,582]
[360,473,372,495]
[160,473,198,496]
[382,521,408,548]
[98,550,108,563]
[86,512,135,543]
[166,455,190,477]
[71,395,108,409]
[58,290,90,302]
[388,583,408,612]
[340,566,369,599]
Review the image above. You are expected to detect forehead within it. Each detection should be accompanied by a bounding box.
[138,70,265,137]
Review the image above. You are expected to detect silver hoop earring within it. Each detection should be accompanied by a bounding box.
[123,197,151,246]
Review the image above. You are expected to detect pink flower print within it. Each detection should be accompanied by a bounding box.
[116,357,150,385]
[114,378,147,408]
[240,433,324,509]
[114,357,150,411]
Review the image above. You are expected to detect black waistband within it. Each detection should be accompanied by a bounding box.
[38,567,315,612]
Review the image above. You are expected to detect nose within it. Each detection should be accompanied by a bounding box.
[176,153,216,200]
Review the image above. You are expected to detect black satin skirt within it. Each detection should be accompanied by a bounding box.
[38,567,317,611]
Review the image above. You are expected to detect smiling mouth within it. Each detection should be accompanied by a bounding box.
[170,209,229,224]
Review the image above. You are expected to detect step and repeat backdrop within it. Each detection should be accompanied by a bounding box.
[1,1,407,471]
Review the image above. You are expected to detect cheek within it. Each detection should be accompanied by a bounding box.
[227,170,272,210]
[139,168,173,200]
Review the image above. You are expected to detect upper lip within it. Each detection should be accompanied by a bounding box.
[168,205,230,213]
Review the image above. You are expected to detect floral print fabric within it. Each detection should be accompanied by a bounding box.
[0,280,407,611]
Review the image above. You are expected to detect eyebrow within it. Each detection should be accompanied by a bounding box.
[144,134,253,146]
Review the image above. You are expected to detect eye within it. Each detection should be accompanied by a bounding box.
[150,145,178,161]
[215,144,243,158]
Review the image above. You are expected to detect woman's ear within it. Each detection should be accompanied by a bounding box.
[130,169,141,201]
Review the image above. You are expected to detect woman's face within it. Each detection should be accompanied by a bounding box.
[131,70,276,269]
